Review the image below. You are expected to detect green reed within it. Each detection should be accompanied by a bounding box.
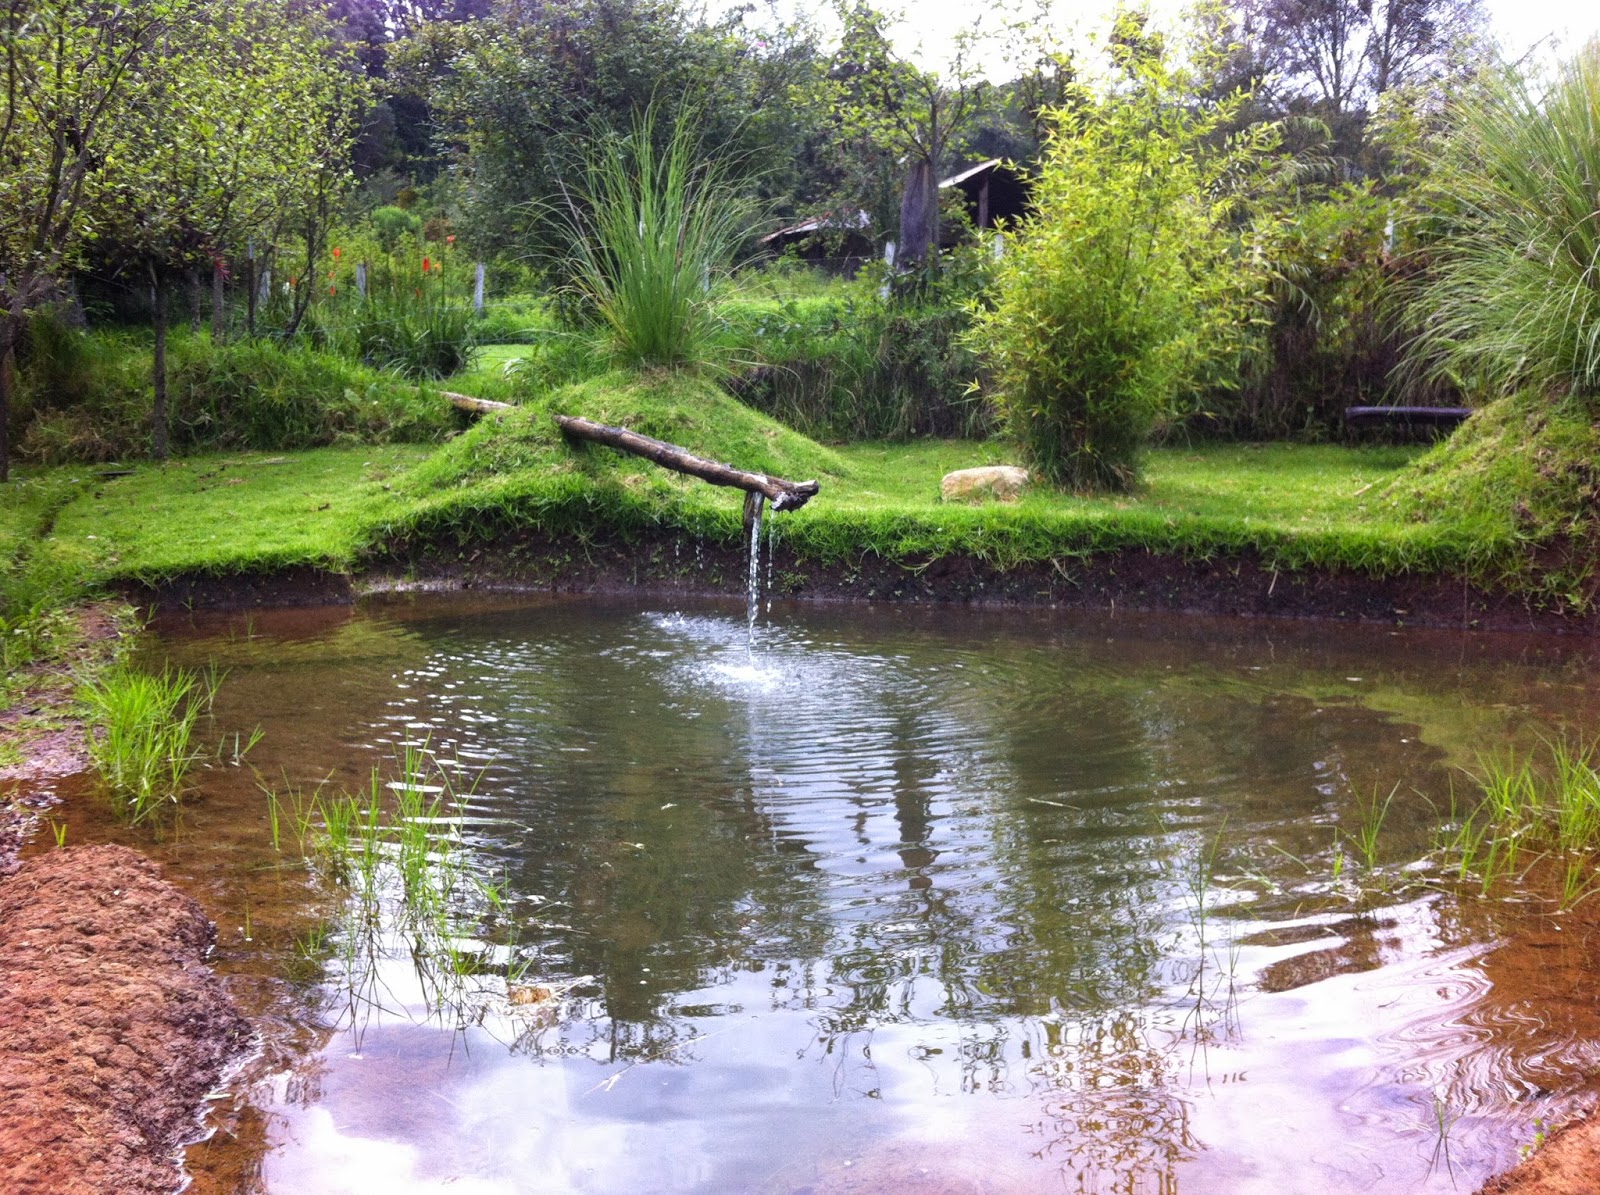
[1436,738,1600,908]
[78,662,217,823]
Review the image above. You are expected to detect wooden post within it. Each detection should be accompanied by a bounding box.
[554,413,820,511]
[211,258,226,342]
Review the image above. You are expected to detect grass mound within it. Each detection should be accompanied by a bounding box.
[377,370,851,547]
[1371,391,1600,606]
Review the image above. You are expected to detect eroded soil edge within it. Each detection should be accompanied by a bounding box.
[0,844,252,1195]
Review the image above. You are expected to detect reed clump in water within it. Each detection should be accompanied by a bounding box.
[78,663,218,823]
[1439,738,1600,908]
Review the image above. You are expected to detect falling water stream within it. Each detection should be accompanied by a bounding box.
[29,596,1600,1194]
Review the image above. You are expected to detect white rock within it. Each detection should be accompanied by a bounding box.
[940,465,1031,503]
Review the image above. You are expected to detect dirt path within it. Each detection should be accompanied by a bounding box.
[0,844,252,1194]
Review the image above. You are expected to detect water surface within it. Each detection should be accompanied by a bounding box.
[57,596,1600,1193]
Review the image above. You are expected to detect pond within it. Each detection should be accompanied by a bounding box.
[47,595,1600,1193]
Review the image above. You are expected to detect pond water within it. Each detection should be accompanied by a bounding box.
[42,595,1600,1193]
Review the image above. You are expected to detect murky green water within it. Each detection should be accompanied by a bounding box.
[54,596,1600,1193]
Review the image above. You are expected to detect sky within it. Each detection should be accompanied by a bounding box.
[734,0,1600,75]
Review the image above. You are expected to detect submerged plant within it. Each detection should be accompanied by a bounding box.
[78,663,216,823]
[1434,738,1600,907]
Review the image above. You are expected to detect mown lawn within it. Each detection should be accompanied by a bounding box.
[6,436,1431,584]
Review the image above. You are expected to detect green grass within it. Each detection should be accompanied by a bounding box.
[9,375,1446,589]
[45,447,429,580]
[1369,390,1600,607]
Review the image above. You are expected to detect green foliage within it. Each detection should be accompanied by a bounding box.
[393,1,822,258]
[1370,390,1600,608]
[1441,739,1600,908]
[1219,184,1416,439]
[723,263,993,441]
[555,108,760,369]
[14,325,450,462]
[78,663,215,824]
[1407,47,1600,402]
[971,35,1280,490]
[371,206,423,252]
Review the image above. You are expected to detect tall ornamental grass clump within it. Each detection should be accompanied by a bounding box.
[969,32,1278,490]
[556,107,759,369]
[1407,46,1600,402]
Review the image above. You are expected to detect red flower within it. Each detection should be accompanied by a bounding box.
[422,256,431,273]
[332,247,342,260]
[329,285,337,296]
[290,275,298,288]
[446,235,456,245]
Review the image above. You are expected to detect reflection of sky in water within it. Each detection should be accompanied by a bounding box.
[156,599,1600,1193]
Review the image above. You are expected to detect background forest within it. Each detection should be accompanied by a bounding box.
[0,0,1592,490]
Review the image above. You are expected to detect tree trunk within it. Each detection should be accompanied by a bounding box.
[554,413,820,511]
[152,273,170,461]
[187,269,203,333]
[897,158,937,270]
[0,318,14,484]
[211,258,226,342]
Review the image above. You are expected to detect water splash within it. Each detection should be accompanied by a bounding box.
[765,510,778,615]
[746,494,766,651]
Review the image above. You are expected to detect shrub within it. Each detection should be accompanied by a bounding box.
[554,105,759,369]
[1406,47,1600,403]
[14,324,451,462]
[968,33,1278,489]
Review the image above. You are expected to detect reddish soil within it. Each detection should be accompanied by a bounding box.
[0,603,125,876]
[0,844,252,1195]
[1479,1118,1600,1194]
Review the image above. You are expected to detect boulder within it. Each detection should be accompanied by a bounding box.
[940,465,1031,503]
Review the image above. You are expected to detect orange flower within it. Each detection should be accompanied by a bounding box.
[446,235,455,245]
[290,275,298,288]
[332,247,341,260]
[422,256,431,273]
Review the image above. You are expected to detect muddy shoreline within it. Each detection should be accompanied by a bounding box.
[0,845,252,1195]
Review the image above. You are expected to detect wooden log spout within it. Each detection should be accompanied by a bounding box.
[554,413,821,512]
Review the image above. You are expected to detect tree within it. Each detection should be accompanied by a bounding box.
[0,0,187,481]
[824,2,989,270]
[970,16,1281,490]
[391,0,817,259]
[97,0,365,456]
[1238,0,1488,162]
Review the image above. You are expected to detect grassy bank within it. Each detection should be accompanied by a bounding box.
[2,372,1591,616]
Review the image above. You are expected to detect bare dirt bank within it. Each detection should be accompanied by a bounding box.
[0,844,252,1195]
[1479,1118,1600,1195]
[132,532,1600,634]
